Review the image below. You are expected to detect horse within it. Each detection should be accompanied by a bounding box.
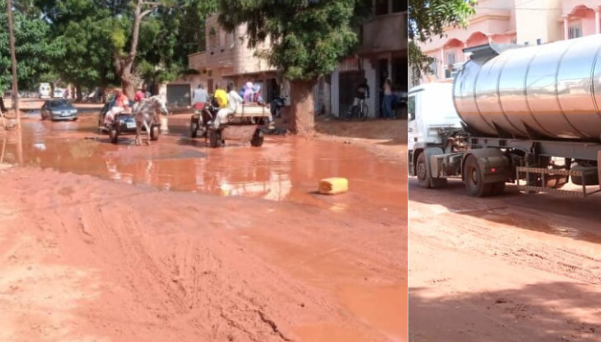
[133,96,168,146]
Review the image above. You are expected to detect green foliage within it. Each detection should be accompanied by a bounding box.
[217,0,371,82]
[30,0,216,90]
[409,0,476,82]
[0,0,65,91]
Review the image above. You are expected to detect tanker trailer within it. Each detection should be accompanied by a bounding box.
[408,35,601,197]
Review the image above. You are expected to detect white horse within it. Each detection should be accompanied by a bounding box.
[134,96,168,146]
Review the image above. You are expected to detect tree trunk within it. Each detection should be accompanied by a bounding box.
[121,70,136,99]
[114,0,157,100]
[288,80,316,135]
[6,0,19,124]
[76,85,83,102]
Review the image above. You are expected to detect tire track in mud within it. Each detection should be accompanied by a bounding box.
[1,167,402,342]
[410,190,601,286]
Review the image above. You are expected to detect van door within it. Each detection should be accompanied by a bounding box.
[407,92,421,151]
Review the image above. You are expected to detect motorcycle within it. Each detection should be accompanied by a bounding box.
[270,96,285,118]
[190,95,219,139]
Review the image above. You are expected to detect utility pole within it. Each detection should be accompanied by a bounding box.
[6,0,20,126]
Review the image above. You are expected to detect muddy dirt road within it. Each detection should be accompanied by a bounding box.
[409,179,601,342]
[0,115,405,342]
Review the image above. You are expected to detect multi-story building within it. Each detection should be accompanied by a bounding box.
[329,0,407,118]
[414,0,601,87]
[167,14,281,107]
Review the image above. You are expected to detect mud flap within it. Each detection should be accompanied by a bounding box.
[463,148,511,184]
[423,147,447,188]
[220,125,259,143]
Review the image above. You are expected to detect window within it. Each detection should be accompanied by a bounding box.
[375,0,389,15]
[428,59,437,75]
[393,0,407,13]
[408,96,416,121]
[446,52,456,66]
[510,38,517,44]
[569,25,582,39]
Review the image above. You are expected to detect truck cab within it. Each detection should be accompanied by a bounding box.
[408,82,463,177]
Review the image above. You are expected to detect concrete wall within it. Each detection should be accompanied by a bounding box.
[515,0,562,45]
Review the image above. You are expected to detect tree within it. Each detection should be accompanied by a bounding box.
[409,0,476,84]
[0,0,64,92]
[37,0,216,99]
[6,0,19,122]
[218,0,371,135]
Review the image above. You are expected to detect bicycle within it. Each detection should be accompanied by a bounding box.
[346,98,369,121]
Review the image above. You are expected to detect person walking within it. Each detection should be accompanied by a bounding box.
[381,78,394,119]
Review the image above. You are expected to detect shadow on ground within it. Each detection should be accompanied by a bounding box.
[409,282,601,342]
[409,177,601,244]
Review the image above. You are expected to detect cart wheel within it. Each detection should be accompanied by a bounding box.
[150,124,160,141]
[190,121,198,138]
[109,126,119,144]
[209,129,222,148]
[250,129,264,147]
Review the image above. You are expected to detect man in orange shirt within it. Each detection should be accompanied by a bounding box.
[104,88,131,125]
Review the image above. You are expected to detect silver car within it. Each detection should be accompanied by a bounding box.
[41,99,78,121]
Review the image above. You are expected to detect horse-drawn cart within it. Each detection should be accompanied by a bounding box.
[190,102,270,148]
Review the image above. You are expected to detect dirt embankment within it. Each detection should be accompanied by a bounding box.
[0,166,405,342]
[314,118,405,164]
[409,179,601,342]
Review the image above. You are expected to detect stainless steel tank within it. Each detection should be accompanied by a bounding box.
[453,35,601,140]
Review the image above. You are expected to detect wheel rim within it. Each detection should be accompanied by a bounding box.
[469,166,479,186]
[417,161,427,180]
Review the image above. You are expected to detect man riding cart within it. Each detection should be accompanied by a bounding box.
[190,82,269,148]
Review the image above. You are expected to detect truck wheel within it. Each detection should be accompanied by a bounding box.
[464,155,493,197]
[190,121,198,138]
[250,129,264,147]
[416,153,431,188]
[416,152,447,188]
[109,126,119,144]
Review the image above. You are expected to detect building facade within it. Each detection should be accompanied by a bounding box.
[168,14,281,107]
[415,0,601,87]
[329,0,407,118]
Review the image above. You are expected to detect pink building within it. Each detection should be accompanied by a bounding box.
[415,0,601,86]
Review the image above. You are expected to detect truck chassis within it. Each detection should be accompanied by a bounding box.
[409,129,601,198]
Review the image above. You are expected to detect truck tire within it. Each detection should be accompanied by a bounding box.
[464,155,493,197]
[416,152,447,188]
[416,152,431,188]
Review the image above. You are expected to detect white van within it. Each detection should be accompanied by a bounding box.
[39,83,51,99]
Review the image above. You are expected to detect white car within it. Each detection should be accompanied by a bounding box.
[38,83,51,99]
[53,88,65,98]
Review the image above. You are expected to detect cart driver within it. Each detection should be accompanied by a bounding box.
[214,84,229,109]
[104,88,131,125]
[213,83,243,129]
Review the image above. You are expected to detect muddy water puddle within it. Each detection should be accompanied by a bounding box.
[0,119,404,215]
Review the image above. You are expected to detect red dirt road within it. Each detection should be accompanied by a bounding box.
[0,117,406,342]
[409,179,601,342]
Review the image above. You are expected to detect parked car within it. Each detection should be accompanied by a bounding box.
[41,99,78,121]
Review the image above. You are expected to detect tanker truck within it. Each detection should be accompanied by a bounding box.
[408,35,601,198]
